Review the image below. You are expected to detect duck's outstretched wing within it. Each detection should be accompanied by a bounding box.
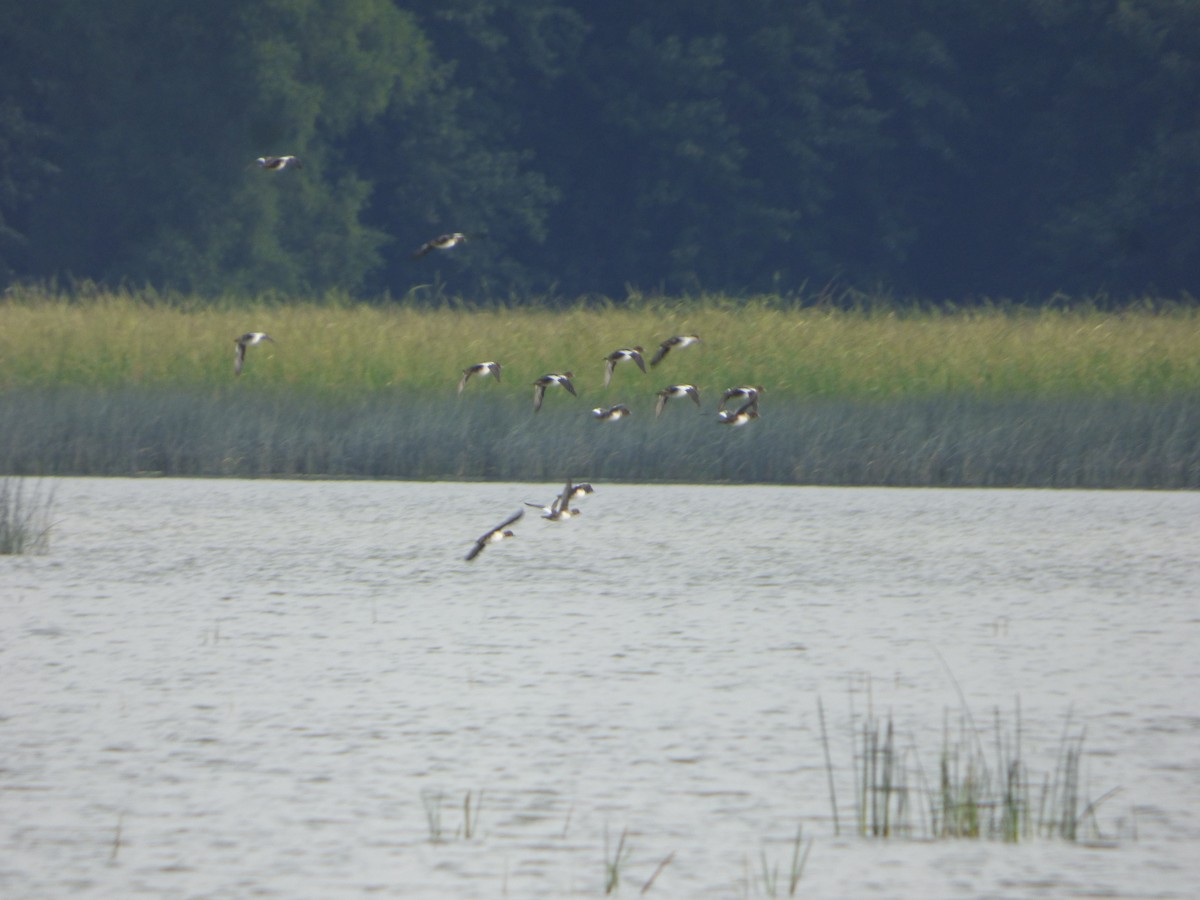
[557,477,574,514]
[466,509,523,561]
[495,508,524,531]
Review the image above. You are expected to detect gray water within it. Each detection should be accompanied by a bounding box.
[2,478,1198,898]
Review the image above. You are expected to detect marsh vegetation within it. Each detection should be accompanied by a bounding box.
[0,477,54,554]
[2,288,1197,486]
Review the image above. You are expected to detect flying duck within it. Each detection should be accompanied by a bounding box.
[525,479,592,519]
[545,477,584,520]
[718,385,764,411]
[256,155,301,171]
[233,332,275,376]
[568,482,594,500]
[532,372,577,412]
[717,399,760,426]
[650,334,701,367]
[465,509,523,561]
[458,361,502,395]
[655,384,701,417]
[602,346,647,387]
[592,404,631,421]
[412,232,469,258]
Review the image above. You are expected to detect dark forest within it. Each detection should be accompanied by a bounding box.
[2,0,1197,301]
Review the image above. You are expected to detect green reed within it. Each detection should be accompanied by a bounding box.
[836,698,1113,844]
[0,478,55,554]
[0,387,1195,487]
[758,825,812,897]
[420,789,484,843]
[603,826,631,895]
[3,287,1199,400]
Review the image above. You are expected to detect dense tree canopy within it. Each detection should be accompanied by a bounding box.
[1,0,1197,300]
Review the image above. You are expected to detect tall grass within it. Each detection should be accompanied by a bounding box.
[2,288,1198,485]
[3,287,1198,399]
[0,478,55,554]
[0,388,1194,486]
[832,698,1115,844]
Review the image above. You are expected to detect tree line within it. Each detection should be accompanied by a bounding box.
[1,0,1197,302]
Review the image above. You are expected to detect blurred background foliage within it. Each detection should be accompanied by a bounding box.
[1,0,1198,301]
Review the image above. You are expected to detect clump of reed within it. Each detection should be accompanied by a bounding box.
[0,478,55,554]
[421,789,483,843]
[599,826,674,896]
[757,825,812,898]
[603,826,631,895]
[821,695,1117,844]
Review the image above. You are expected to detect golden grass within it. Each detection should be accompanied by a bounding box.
[2,287,1198,400]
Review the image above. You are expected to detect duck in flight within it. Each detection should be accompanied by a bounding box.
[592,404,631,421]
[525,480,592,519]
[458,361,502,395]
[567,482,594,500]
[256,155,301,171]
[465,509,523,562]
[532,372,577,412]
[234,332,275,376]
[717,399,760,426]
[655,384,701,417]
[602,346,647,387]
[650,334,701,367]
[413,232,471,258]
[718,385,764,411]
[536,477,586,521]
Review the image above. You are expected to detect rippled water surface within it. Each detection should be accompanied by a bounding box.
[2,479,1198,897]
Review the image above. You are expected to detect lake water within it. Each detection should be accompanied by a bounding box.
[2,478,1198,898]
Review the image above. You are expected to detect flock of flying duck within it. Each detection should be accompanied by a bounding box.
[458,334,762,422]
[249,152,764,561]
[453,334,763,562]
[456,335,764,562]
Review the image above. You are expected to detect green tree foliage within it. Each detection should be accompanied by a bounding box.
[7,0,437,295]
[360,0,580,295]
[0,6,61,282]
[1028,0,1200,294]
[0,0,1197,300]
[561,1,891,293]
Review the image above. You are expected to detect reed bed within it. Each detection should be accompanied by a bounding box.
[2,288,1198,485]
[0,388,1195,486]
[3,287,1198,399]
